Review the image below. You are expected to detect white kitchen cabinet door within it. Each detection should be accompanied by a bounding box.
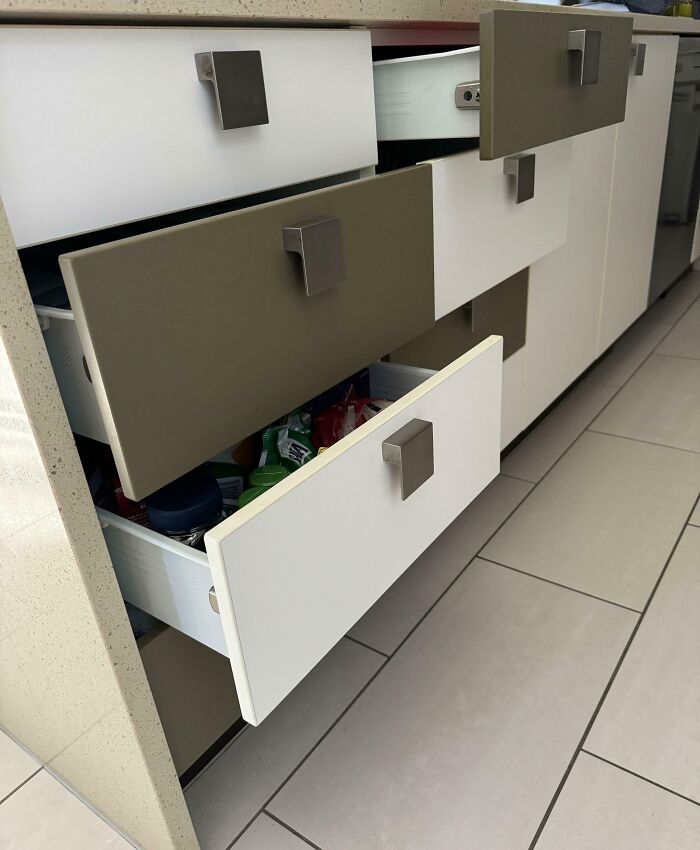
[597,35,679,355]
[524,126,617,425]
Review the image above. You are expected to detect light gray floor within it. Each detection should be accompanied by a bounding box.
[2,273,699,849]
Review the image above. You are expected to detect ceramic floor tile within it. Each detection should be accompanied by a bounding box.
[348,475,532,655]
[482,431,700,610]
[592,315,672,387]
[502,376,618,483]
[0,769,132,849]
[586,526,700,802]
[234,815,311,849]
[591,354,700,454]
[647,271,700,325]
[536,752,700,850]
[656,300,700,360]
[269,559,636,850]
[185,638,383,850]
[0,729,39,802]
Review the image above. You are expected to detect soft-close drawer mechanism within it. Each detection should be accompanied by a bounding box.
[373,8,633,159]
[0,27,378,247]
[100,338,503,725]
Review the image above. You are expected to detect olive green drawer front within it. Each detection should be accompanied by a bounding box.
[480,9,633,160]
[388,268,528,370]
[60,167,434,501]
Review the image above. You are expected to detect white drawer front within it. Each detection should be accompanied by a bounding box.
[206,338,502,724]
[431,139,572,319]
[0,27,377,247]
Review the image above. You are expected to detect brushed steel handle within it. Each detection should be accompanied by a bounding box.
[282,216,345,297]
[504,153,536,204]
[382,419,434,501]
[209,586,220,615]
[568,29,602,86]
[195,51,269,130]
[631,42,646,76]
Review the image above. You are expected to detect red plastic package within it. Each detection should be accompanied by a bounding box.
[312,398,391,449]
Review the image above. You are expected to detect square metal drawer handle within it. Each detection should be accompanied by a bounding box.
[568,29,602,87]
[209,586,220,614]
[631,42,647,77]
[503,153,536,204]
[382,419,434,501]
[195,51,269,130]
[282,216,345,297]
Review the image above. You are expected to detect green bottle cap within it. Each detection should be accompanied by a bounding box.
[249,464,290,489]
[237,487,267,509]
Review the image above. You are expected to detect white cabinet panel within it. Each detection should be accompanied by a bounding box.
[597,35,679,354]
[524,127,617,425]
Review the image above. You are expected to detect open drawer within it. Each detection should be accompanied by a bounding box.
[56,167,434,502]
[99,337,502,725]
[0,27,377,247]
[373,8,632,159]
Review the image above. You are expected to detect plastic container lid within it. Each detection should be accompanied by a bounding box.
[249,464,290,489]
[145,470,223,534]
[237,486,268,510]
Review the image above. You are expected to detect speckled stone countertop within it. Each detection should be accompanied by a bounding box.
[1,0,699,35]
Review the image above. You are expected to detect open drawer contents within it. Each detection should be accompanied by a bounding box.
[76,339,503,725]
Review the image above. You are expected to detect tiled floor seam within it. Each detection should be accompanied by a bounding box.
[580,749,700,810]
[223,657,390,850]
[0,767,42,807]
[527,496,700,850]
[344,635,390,658]
[586,428,700,456]
[654,351,700,363]
[477,556,643,614]
[262,810,326,850]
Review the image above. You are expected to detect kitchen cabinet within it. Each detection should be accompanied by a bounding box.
[524,126,617,424]
[597,34,679,354]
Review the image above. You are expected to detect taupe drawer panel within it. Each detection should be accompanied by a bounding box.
[60,167,434,501]
[388,268,529,370]
[481,9,633,159]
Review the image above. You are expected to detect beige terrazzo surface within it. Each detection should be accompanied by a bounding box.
[1,0,699,34]
[0,202,199,850]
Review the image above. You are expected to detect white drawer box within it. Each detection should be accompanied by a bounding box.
[99,339,503,725]
[429,140,572,318]
[0,27,377,247]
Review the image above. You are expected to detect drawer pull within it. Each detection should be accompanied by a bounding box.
[195,51,269,130]
[568,29,602,87]
[209,586,220,615]
[382,419,434,501]
[282,216,345,297]
[454,82,480,110]
[631,42,646,77]
[503,153,536,204]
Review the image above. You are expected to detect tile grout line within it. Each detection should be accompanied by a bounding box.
[587,428,700,456]
[344,634,390,659]
[526,497,700,850]
[0,767,42,808]
[653,350,700,363]
[262,809,326,850]
[222,656,390,850]
[580,749,700,809]
[499,471,537,485]
[477,556,643,615]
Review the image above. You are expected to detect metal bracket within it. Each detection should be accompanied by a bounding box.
[631,42,646,77]
[382,419,434,501]
[209,586,220,615]
[504,153,536,204]
[282,216,345,297]
[195,51,269,130]
[455,82,481,110]
[568,29,602,86]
